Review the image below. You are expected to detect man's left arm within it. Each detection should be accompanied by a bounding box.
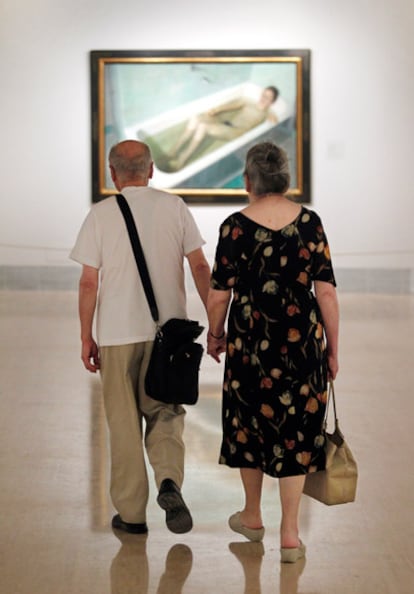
[78,265,100,373]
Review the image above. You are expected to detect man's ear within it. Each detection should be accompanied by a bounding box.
[148,161,154,179]
[109,165,122,191]
[109,165,116,183]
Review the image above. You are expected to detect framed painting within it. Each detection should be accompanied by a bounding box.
[90,49,311,203]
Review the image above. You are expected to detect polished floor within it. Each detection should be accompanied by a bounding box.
[1,290,414,594]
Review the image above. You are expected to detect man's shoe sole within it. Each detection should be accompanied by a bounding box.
[157,490,193,534]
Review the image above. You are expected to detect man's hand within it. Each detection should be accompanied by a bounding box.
[81,338,100,373]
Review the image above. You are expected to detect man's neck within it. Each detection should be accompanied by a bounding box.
[119,178,148,190]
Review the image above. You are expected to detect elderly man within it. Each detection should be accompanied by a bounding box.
[70,140,210,535]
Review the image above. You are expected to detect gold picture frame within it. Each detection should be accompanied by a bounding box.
[90,49,311,203]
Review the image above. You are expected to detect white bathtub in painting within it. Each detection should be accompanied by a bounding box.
[123,82,293,189]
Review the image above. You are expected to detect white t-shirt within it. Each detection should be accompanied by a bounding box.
[70,186,205,346]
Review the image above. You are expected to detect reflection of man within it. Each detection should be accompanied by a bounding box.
[111,537,192,594]
[70,140,211,536]
[168,86,279,170]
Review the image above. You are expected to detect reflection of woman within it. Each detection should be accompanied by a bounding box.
[207,141,339,563]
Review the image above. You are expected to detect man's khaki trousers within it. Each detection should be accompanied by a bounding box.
[100,342,186,524]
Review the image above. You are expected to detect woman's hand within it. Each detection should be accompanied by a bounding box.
[207,332,227,363]
[207,288,231,362]
[327,353,339,381]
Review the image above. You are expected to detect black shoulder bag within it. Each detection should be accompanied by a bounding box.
[116,194,204,405]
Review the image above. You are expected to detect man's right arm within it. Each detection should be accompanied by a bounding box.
[78,264,100,373]
[186,248,211,310]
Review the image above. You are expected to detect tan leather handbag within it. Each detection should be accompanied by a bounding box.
[303,381,358,505]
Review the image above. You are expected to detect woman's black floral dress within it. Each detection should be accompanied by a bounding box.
[211,207,336,478]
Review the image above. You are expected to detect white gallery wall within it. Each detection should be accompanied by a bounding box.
[1,0,413,289]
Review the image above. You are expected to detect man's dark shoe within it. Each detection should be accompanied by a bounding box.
[111,514,148,534]
[157,479,193,534]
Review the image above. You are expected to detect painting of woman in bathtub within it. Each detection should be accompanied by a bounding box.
[161,86,279,172]
[92,50,311,203]
[125,78,296,193]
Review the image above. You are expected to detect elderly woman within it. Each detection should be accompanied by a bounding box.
[207,141,339,563]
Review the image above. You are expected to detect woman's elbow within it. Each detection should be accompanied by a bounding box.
[315,281,337,300]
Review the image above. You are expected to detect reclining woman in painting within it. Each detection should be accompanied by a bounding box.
[167,86,279,171]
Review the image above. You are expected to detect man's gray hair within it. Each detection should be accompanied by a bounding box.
[244,142,290,195]
[109,142,152,180]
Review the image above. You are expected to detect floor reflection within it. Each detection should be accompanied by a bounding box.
[111,533,192,594]
[229,542,265,593]
[156,543,193,594]
[89,376,110,531]
[229,541,306,594]
[279,557,306,594]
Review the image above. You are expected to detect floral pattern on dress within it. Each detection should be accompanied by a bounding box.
[211,207,336,478]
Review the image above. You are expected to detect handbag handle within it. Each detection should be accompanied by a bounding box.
[328,381,338,424]
[116,193,159,324]
[324,380,344,446]
[324,381,338,425]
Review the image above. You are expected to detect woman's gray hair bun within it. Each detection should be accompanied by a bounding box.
[245,142,291,195]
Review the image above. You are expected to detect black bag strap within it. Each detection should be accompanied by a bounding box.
[116,194,159,323]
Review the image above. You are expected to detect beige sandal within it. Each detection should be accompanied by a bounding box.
[228,511,265,542]
[280,540,306,563]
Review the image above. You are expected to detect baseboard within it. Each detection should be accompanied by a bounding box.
[0,265,413,293]
[0,266,81,291]
[334,268,412,294]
